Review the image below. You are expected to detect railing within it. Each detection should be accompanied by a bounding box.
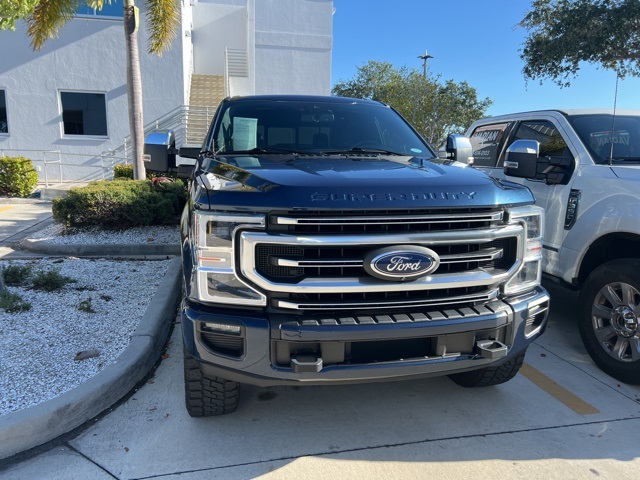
[122,104,216,158]
[0,149,130,186]
[1,104,216,185]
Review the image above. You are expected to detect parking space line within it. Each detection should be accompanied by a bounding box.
[0,205,14,214]
[521,363,600,415]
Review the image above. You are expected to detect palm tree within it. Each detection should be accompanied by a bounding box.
[6,0,180,180]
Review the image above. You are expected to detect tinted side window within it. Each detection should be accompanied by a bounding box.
[511,120,575,184]
[469,122,512,167]
[0,90,7,134]
[512,121,572,159]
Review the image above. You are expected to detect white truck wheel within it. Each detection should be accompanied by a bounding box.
[578,259,640,385]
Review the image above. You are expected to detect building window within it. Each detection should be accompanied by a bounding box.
[77,0,123,18]
[0,90,7,134]
[60,92,108,137]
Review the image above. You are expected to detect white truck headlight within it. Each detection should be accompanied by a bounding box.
[504,206,544,295]
[192,211,266,306]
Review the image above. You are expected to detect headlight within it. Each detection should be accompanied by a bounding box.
[192,211,266,306]
[504,205,544,295]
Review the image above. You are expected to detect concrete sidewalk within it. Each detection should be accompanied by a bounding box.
[0,199,54,259]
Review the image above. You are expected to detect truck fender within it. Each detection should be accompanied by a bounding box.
[563,193,640,283]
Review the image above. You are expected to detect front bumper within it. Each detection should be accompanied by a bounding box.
[183,286,549,387]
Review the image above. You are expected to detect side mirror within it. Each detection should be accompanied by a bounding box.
[445,134,474,165]
[178,147,200,159]
[144,131,175,173]
[504,140,539,178]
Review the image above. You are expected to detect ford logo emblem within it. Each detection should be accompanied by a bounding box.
[364,245,440,282]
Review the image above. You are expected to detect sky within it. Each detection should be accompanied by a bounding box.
[331,0,640,116]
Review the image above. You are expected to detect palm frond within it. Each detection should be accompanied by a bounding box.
[27,0,82,50]
[86,0,105,10]
[146,0,180,55]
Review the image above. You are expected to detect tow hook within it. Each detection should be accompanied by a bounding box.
[475,340,508,360]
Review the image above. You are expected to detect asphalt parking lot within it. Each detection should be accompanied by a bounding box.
[2,279,640,479]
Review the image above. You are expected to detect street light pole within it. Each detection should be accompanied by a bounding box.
[418,50,434,77]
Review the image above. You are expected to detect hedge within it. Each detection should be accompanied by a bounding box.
[52,179,187,229]
[113,163,134,180]
[0,157,38,197]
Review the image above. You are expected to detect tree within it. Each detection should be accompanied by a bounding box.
[0,0,180,179]
[520,0,640,87]
[332,61,492,146]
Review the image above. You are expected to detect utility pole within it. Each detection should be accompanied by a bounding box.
[418,50,434,78]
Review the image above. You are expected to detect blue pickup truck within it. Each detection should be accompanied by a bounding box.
[145,95,549,416]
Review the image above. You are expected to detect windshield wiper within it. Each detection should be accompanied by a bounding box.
[321,147,404,155]
[603,156,640,164]
[224,147,304,155]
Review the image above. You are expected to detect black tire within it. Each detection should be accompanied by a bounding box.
[183,345,240,417]
[578,259,640,385]
[448,349,526,388]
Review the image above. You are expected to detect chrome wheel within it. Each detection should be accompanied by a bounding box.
[591,281,640,362]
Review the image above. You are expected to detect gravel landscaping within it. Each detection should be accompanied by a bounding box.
[30,224,179,245]
[0,247,175,415]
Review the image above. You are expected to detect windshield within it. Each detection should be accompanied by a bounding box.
[568,114,640,164]
[209,99,434,158]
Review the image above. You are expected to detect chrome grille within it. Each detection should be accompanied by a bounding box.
[275,288,498,311]
[269,208,503,234]
[256,239,514,282]
[239,209,523,311]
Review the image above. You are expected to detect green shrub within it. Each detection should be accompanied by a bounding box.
[0,157,38,197]
[0,290,31,313]
[113,163,134,180]
[31,270,77,292]
[78,297,96,313]
[52,179,186,229]
[113,163,182,182]
[2,264,33,286]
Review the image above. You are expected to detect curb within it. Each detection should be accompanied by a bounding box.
[0,198,50,205]
[0,256,183,461]
[19,238,181,257]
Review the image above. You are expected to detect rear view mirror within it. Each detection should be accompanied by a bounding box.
[504,140,539,178]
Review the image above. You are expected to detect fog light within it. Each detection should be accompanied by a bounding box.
[203,322,242,335]
[525,298,549,337]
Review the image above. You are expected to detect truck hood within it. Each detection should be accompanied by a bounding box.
[197,153,534,209]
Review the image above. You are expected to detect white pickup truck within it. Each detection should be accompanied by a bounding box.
[464,109,640,385]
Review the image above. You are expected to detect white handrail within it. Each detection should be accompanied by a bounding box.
[1,104,216,185]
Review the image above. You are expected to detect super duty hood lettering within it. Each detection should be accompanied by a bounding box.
[312,192,477,202]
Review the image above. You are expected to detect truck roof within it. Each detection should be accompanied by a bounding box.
[223,94,386,107]
[481,108,640,120]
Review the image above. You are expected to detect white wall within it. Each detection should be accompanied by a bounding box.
[192,0,333,97]
[254,0,333,95]
[192,2,248,75]
[0,10,186,182]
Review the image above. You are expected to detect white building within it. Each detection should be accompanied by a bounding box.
[0,0,334,183]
